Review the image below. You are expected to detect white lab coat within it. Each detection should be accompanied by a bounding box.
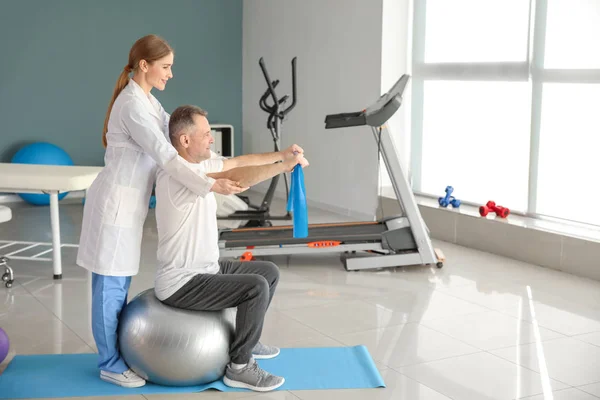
[77,79,216,276]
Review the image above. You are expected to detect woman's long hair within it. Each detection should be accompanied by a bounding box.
[102,34,173,148]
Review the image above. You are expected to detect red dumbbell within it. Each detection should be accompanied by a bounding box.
[479,201,510,218]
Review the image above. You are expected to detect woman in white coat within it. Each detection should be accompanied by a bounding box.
[77,34,246,388]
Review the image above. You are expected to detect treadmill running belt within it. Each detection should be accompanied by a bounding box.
[219,222,387,247]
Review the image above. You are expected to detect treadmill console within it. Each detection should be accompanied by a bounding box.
[324,111,367,129]
[324,74,410,129]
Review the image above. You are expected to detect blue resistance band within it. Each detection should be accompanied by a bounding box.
[287,164,308,238]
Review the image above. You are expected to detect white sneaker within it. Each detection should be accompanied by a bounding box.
[100,369,146,388]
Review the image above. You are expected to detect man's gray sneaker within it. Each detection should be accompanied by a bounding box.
[223,358,284,392]
[100,369,146,388]
[252,342,280,359]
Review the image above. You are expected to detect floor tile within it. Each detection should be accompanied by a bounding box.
[360,289,489,323]
[279,300,412,337]
[490,337,600,387]
[332,322,480,368]
[519,387,600,400]
[420,310,564,350]
[578,382,600,398]
[498,300,600,337]
[573,332,600,347]
[398,352,568,400]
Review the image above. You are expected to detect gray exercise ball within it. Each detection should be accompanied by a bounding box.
[118,288,236,386]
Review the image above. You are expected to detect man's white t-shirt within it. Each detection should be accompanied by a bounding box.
[154,154,224,301]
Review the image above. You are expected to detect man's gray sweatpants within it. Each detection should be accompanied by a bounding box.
[161,260,280,364]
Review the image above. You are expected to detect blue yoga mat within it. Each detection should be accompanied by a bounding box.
[0,346,384,399]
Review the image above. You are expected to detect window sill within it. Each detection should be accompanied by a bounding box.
[380,186,600,244]
[380,186,600,282]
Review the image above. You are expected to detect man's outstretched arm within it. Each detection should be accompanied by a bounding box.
[208,153,309,189]
[222,144,304,170]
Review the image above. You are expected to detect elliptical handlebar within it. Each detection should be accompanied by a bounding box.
[219,57,297,227]
[259,80,278,113]
[259,57,279,113]
[258,57,297,119]
[284,57,297,117]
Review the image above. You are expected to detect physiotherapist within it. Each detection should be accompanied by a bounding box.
[76,34,247,388]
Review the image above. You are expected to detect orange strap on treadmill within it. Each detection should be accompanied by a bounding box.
[307,240,342,248]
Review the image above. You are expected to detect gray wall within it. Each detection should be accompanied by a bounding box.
[242,0,384,219]
[0,0,242,166]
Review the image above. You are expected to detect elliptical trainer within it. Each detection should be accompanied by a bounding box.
[218,57,297,227]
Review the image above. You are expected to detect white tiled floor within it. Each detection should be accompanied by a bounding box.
[1,195,600,399]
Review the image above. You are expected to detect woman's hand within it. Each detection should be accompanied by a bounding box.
[285,153,309,171]
[210,179,249,195]
[281,144,304,160]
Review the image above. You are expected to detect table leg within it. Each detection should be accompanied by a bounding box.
[49,192,62,279]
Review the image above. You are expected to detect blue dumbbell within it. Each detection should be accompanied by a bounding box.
[438,186,461,208]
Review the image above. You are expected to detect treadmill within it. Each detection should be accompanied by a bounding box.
[218,74,444,271]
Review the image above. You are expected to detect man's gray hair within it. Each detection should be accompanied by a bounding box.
[168,105,208,144]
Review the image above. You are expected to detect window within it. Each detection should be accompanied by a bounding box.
[544,0,600,69]
[537,84,600,225]
[424,0,530,63]
[420,81,531,212]
[410,0,600,227]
